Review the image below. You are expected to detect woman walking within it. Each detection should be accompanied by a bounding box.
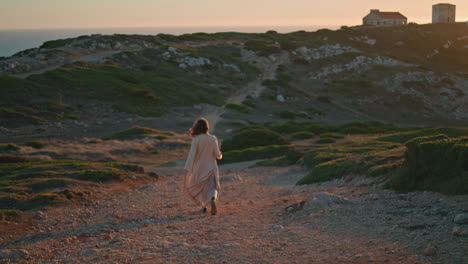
[183,118,223,215]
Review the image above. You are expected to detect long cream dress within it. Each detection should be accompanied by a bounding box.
[184,134,222,207]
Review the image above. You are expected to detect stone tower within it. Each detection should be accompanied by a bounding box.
[432,3,456,23]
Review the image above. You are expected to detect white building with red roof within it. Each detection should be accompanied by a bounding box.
[363,9,408,26]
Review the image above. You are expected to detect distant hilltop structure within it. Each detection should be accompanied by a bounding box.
[363,9,408,26]
[432,3,456,23]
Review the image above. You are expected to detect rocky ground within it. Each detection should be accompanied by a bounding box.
[0,161,467,264]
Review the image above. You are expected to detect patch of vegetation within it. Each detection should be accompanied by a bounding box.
[221,128,290,152]
[0,160,148,212]
[0,155,30,163]
[276,110,308,120]
[296,137,406,185]
[272,121,401,136]
[255,148,303,167]
[377,127,468,143]
[2,45,258,126]
[225,104,252,114]
[25,141,46,149]
[40,38,75,49]
[386,135,468,195]
[0,209,24,221]
[221,145,290,164]
[297,157,369,184]
[242,98,256,108]
[105,126,174,140]
[319,132,345,139]
[0,144,20,152]
[291,131,315,139]
[316,137,336,144]
[244,40,281,56]
[306,106,325,116]
[317,95,332,104]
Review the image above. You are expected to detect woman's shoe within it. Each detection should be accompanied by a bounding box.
[211,199,217,215]
[200,207,207,213]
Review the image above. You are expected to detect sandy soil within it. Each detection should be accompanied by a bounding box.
[1,160,467,264]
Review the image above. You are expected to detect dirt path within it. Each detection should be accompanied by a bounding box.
[3,161,466,263]
[202,50,289,132]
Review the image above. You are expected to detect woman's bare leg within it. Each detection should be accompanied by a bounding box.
[211,197,217,215]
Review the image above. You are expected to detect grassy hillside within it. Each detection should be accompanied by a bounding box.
[0,159,153,221]
[1,23,467,128]
[0,45,258,127]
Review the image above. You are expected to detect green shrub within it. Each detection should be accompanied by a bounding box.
[317,95,332,103]
[106,126,174,140]
[255,148,303,167]
[221,128,290,152]
[221,145,290,164]
[242,99,256,108]
[277,110,297,119]
[25,141,46,149]
[0,143,20,152]
[276,110,307,120]
[244,40,281,56]
[386,136,468,194]
[302,151,346,169]
[0,154,30,163]
[40,38,74,49]
[319,132,345,139]
[140,65,156,71]
[338,121,400,134]
[368,162,401,177]
[316,137,336,144]
[271,121,331,135]
[0,160,149,212]
[225,104,252,114]
[377,127,468,143]
[291,131,315,139]
[297,158,369,185]
[0,209,24,221]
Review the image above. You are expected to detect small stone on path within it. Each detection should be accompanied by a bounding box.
[423,246,437,256]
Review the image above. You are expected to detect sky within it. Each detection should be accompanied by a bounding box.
[1,0,467,30]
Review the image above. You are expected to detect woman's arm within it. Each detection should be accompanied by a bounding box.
[213,136,222,160]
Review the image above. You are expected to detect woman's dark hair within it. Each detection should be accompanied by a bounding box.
[190,118,210,137]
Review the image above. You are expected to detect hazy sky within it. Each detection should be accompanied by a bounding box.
[1,0,467,29]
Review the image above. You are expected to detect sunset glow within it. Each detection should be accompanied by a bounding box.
[1,0,467,30]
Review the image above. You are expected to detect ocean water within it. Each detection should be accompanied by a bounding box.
[0,25,338,57]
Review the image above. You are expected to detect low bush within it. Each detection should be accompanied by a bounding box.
[317,95,332,103]
[0,154,30,163]
[255,148,303,167]
[291,131,315,139]
[316,137,336,144]
[0,160,149,212]
[302,151,346,169]
[377,127,468,143]
[297,158,369,185]
[276,110,307,120]
[244,40,281,56]
[225,104,252,114]
[221,128,290,152]
[0,209,24,221]
[242,99,256,108]
[25,141,46,149]
[319,132,345,139]
[221,145,290,164]
[106,126,174,140]
[0,143,20,152]
[385,135,468,195]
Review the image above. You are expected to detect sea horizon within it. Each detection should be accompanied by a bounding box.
[0,25,341,57]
